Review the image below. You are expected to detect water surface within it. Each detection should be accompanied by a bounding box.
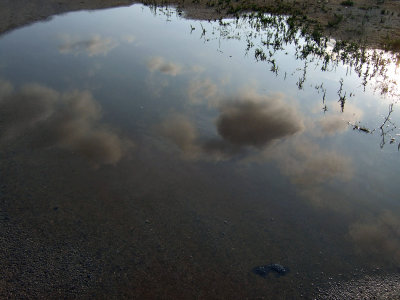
[0,4,399,298]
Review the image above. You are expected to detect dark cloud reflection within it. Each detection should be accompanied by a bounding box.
[216,92,304,147]
[158,113,241,160]
[159,91,304,160]
[0,80,133,166]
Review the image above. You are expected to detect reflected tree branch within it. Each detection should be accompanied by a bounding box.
[379,103,396,149]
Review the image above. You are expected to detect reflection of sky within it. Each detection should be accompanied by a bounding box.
[0,80,133,167]
[0,4,399,269]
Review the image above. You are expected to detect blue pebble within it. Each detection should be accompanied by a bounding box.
[252,263,289,278]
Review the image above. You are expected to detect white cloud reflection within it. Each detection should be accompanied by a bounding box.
[147,57,183,76]
[121,34,136,44]
[188,78,218,104]
[314,102,364,136]
[59,34,119,57]
[58,34,136,57]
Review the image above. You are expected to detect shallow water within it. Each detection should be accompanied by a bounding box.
[0,4,399,298]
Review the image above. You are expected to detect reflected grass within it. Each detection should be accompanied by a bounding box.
[150,4,400,150]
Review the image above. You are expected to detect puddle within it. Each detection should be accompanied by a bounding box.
[0,4,399,298]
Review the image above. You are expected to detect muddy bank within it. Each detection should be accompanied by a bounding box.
[2,0,400,50]
[0,0,136,36]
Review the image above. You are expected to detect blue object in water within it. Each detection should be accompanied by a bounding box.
[253,264,289,277]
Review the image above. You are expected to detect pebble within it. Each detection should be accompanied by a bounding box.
[252,263,289,278]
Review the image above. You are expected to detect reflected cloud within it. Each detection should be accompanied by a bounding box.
[158,113,201,159]
[188,78,218,105]
[159,90,304,160]
[121,34,136,44]
[146,76,170,98]
[0,83,58,140]
[158,113,239,161]
[315,102,364,136]
[147,57,182,76]
[59,34,119,57]
[216,91,304,147]
[254,137,354,205]
[349,210,400,264]
[0,80,133,166]
[158,88,354,206]
[266,140,353,186]
[190,65,206,73]
[146,60,207,98]
[318,114,349,136]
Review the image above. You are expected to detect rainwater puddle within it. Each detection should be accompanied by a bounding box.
[0,4,399,298]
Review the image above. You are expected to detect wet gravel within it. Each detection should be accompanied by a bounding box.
[315,274,400,300]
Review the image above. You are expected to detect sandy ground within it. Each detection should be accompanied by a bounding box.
[1,0,400,48]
